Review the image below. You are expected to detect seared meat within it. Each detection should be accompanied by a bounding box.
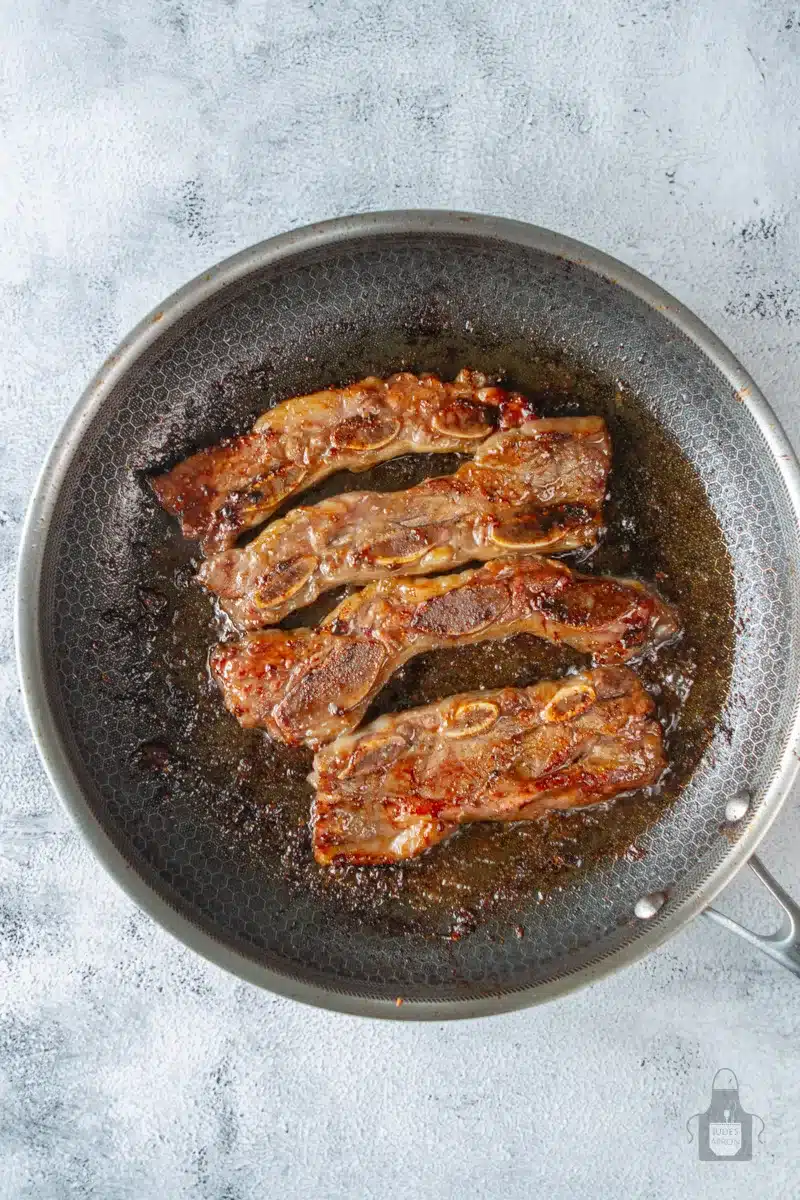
[199,417,610,627]
[210,557,680,747]
[151,370,534,553]
[310,666,665,864]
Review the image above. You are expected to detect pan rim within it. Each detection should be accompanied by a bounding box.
[15,209,800,1019]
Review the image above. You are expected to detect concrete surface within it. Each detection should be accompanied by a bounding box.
[1,1,799,1197]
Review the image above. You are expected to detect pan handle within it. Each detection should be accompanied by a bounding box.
[703,855,800,977]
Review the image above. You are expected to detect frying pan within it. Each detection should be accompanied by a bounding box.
[16,211,800,1018]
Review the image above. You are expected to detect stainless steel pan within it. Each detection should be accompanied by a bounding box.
[16,212,800,1017]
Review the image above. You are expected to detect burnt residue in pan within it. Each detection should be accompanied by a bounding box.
[122,355,734,940]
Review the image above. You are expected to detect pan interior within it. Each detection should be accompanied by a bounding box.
[39,231,800,1003]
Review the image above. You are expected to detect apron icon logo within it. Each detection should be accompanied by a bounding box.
[686,1069,765,1161]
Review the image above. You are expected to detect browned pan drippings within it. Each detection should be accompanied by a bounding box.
[137,358,734,940]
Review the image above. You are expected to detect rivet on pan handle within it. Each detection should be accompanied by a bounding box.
[703,856,800,978]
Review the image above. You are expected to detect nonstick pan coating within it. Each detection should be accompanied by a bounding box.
[17,213,800,1017]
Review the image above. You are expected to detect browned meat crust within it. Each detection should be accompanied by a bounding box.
[151,370,535,553]
[210,558,680,748]
[309,666,665,864]
[198,416,610,627]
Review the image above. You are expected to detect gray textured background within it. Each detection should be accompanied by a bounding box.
[2,1,799,1197]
